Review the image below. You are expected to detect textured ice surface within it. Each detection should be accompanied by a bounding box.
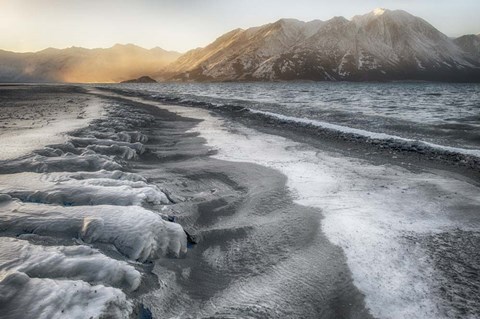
[0,237,141,291]
[0,152,122,174]
[0,272,132,319]
[0,171,170,206]
[0,199,187,261]
[0,92,189,319]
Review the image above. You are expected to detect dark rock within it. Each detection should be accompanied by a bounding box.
[121,76,157,84]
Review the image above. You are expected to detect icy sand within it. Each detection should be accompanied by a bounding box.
[0,85,104,161]
[0,87,188,319]
[0,85,479,319]
[98,89,480,319]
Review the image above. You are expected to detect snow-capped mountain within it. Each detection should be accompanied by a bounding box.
[164,9,480,82]
[0,44,180,83]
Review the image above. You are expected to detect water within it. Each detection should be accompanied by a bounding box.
[111,82,480,150]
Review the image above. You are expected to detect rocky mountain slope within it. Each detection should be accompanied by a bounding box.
[0,44,180,83]
[163,9,480,82]
[454,34,480,61]
[1,9,478,83]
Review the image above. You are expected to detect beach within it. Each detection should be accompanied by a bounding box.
[0,84,479,319]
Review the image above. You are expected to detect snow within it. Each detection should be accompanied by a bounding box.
[373,8,386,16]
[168,8,475,81]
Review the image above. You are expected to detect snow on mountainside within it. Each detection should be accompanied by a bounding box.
[164,9,480,82]
[0,44,181,83]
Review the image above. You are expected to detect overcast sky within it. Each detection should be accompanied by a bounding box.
[1,0,479,53]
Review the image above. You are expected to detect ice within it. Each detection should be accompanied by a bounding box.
[0,272,132,319]
[0,237,141,291]
[0,199,187,261]
[70,137,146,154]
[0,152,122,174]
[150,99,480,319]
[45,169,147,183]
[89,131,148,143]
[0,171,170,206]
[0,96,104,161]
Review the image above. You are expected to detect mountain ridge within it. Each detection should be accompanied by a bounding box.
[0,44,181,83]
[161,8,480,82]
[1,9,479,83]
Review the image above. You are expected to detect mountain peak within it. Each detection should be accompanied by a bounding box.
[275,18,302,25]
[373,8,387,16]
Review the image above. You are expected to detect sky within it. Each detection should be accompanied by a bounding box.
[0,0,479,53]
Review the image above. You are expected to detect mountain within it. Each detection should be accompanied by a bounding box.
[163,9,480,82]
[1,9,479,83]
[0,44,181,83]
[454,34,480,61]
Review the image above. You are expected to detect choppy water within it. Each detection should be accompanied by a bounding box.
[111,82,480,151]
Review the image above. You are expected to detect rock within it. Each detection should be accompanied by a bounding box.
[120,76,157,84]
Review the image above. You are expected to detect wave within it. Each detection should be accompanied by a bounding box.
[103,87,480,169]
[248,109,480,159]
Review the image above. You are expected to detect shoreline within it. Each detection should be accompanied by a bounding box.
[0,85,373,318]
[0,84,479,318]
[97,86,480,183]
[93,87,480,318]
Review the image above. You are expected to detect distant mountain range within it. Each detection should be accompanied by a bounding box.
[1,9,479,83]
[0,44,180,83]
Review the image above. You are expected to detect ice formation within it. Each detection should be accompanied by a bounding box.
[0,98,187,319]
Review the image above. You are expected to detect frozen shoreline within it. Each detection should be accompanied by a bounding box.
[96,88,480,319]
[1,85,479,318]
[0,87,189,319]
